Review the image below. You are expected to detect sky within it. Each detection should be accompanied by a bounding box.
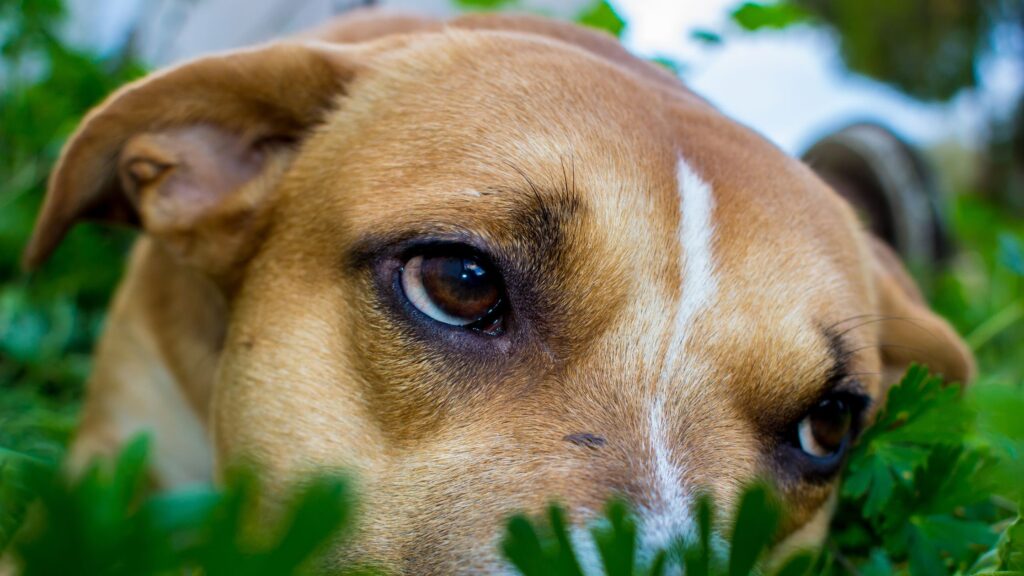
[65,0,1023,156]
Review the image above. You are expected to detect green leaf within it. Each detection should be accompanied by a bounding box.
[840,366,975,523]
[577,0,625,38]
[998,511,1024,571]
[973,383,1024,444]
[730,2,808,31]
[771,552,815,576]
[866,365,967,443]
[0,445,56,549]
[9,436,360,576]
[690,29,724,45]
[591,499,637,576]
[997,234,1024,277]
[729,484,780,576]
[649,57,684,76]
[453,0,516,9]
[646,550,668,576]
[682,494,715,576]
[908,523,948,576]
[503,515,549,576]
[914,447,993,515]
[860,548,896,576]
[548,505,585,576]
[259,476,354,574]
[913,515,996,563]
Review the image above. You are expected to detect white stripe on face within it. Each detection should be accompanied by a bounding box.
[641,155,719,554]
[669,155,719,356]
[641,395,693,556]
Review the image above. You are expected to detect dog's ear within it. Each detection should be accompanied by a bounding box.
[23,42,362,281]
[868,237,975,385]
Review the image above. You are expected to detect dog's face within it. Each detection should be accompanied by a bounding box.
[26,16,973,573]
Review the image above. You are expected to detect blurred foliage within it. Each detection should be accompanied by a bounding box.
[454,0,625,38]
[730,0,1024,213]
[576,0,626,38]
[980,97,1024,215]
[1,0,141,543]
[931,195,1024,381]
[501,485,812,576]
[731,2,810,32]
[0,0,140,446]
[1,0,1024,575]
[793,0,1004,102]
[5,436,367,575]
[730,0,1021,103]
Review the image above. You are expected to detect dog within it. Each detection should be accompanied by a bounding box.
[23,10,974,574]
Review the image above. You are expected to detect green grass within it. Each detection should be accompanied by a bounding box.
[2,0,1023,573]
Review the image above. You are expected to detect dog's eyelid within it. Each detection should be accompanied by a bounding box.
[816,368,870,413]
[345,236,391,271]
[344,230,491,271]
[815,325,876,398]
[823,327,853,379]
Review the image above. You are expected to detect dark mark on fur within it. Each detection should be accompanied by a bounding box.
[563,433,606,450]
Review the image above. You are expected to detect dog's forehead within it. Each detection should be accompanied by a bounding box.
[291,29,874,371]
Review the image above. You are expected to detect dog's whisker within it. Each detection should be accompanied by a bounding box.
[560,155,572,198]
[501,158,543,198]
[843,370,883,380]
[825,313,886,332]
[570,151,577,197]
[834,315,944,346]
[845,342,943,368]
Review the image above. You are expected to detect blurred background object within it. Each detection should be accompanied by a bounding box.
[802,123,954,267]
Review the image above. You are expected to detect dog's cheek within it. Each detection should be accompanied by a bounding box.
[209,256,387,479]
[776,479,837,538]
[769,488,838,565]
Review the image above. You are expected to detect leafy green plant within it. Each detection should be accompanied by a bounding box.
[5,436,366,576]
[0,0,141,542]
[0,0,140,449]
[500,486,811,576]
[4,367,1021,576]
[0,437,841,576]
[822,367,1009,575]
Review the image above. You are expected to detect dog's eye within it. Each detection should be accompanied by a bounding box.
[796,396,854,459]
[400,254,504,334]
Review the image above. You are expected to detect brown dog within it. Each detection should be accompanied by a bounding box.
[24,10,973,574]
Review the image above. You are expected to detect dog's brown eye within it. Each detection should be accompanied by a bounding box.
[797,397,853,458]
[401,254,503,332]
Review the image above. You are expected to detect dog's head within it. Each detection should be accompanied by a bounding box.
[25,14,973,573]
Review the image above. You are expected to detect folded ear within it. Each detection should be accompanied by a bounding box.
[23,41,362,280]
[869,237,975,384]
